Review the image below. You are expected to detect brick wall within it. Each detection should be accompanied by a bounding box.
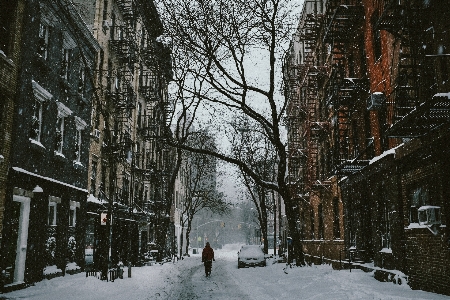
[400,154,450,295]
[405,229,450,295]
[0,0,24,246]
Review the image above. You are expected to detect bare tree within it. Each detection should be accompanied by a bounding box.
[230,117,277,254]
[157,0,304,265]
[180,130,230,255]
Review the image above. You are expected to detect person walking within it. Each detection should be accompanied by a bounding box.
[201,242,215,277]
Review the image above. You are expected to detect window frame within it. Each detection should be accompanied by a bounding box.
[38,22,50,60]
[55,101,73,155]
[31,80,53,144]
[69,201,80,227]
[48,196,61,226]
[74,116,87,163]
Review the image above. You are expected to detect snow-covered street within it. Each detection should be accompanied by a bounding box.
[2,244,449,300]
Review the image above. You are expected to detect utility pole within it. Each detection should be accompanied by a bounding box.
[196,218,199,253]
[273,191,276,256]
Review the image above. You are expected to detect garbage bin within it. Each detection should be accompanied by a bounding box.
[193,249,197,254]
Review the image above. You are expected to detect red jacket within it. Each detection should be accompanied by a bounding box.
[202,245,214,261]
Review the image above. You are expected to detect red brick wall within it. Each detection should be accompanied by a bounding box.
[405,229,450,295]
[401,156,450,295]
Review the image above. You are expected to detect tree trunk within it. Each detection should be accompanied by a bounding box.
[185,220,192,255]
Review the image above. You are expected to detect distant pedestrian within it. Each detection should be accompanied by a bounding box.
[201,242,215,276]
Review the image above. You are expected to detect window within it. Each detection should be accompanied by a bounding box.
[61,48,71,80]
[78,66,85,95]
[371,12,381,60]
[48,196,61,225]
[123,176,129,202]
[100,161,107,192]
[380,203,391,249]
[102,0,108,21]
[333,197,341,239]
[69,201,80,227]
[31,99,43,142]
[74,116,87,163]
[38,22,50,59]
[91,160,97,195]
[318,203,324,240]
[136,142,140,167]
[55,102,73,155]
[410,186,429,223]
[31,80,52,144]
[137,102,142,129]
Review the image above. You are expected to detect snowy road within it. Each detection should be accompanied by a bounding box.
[2,244,449,300]
[168,260,250,300]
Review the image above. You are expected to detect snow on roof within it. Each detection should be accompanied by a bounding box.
[369,143,404,165]
[12,167,88,193]
[87,194,106,204]
[433,92,450,98]
[379,248,393,254]
[417,205,440,211]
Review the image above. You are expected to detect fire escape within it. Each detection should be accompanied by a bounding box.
[103,0,138,208]
[322,0,367,176]
[379,0,450,138]
[285,0,328,199]
[138,27,174,240]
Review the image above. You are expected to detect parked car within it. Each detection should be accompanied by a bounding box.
[144,250,159,262]
[237,245,266,268]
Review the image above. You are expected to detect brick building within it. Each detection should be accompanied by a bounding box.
[71,0,175,271]
[0,0,100,291]
[0,0,25,251]
[286,0,450,295]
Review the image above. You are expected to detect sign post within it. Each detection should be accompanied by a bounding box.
[101,213,108,225]
[287,237,292,264]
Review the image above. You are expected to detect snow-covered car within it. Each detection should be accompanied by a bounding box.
[237,245,266,268]
[144,250,159,262]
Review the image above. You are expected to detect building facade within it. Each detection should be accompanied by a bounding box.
[71,0,175,270]
[0,0,100,290]
[286,0,450,295]
[0,0,25,252]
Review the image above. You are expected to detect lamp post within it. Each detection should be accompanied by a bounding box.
[196,218,198,253]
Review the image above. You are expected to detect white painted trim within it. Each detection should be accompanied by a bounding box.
[56,101,73,118]
[13,195,31,283]
[12,167,88,193]
[74,116,88,130]
[32,80,52,102]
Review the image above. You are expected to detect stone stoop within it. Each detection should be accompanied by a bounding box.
[2,281,27,293]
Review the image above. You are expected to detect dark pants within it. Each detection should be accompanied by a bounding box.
[204,260,212,275]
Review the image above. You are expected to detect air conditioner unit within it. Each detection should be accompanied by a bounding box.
[93,129,101,138]
[418,206,441,225]
[102,20,110,31]
[367,92,386,110]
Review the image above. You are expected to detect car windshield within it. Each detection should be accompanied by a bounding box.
[240,246,264,256]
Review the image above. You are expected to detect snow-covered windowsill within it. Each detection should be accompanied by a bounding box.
[54,151,67,162]
[29,138,46,153]
[73,161,84,170]
[379,248,392,254]
[406,223,441,235]
[0,50,14,67]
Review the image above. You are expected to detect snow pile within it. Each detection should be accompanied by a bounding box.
[3,244,449,300]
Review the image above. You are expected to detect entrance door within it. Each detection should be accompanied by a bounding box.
[13,195,31,283]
